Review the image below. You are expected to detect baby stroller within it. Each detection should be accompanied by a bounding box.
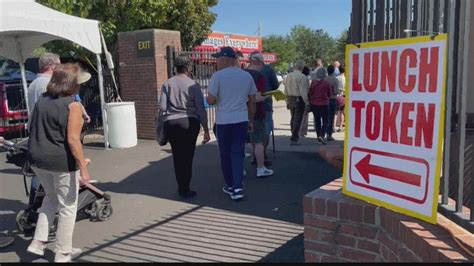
[1,137,113,236]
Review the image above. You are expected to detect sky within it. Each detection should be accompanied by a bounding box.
[210,0,352,38]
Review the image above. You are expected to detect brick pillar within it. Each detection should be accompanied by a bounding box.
[117,29,181,139]
[303,179,473,262]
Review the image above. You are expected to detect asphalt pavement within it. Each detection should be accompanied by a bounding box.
[0,100,342,262]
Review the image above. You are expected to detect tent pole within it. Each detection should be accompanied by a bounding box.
[19,61,29,116]
[96,54,109,149]
[15,36,30,118]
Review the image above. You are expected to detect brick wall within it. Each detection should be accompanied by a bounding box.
[303,179,473,262]
[117,29,181,139]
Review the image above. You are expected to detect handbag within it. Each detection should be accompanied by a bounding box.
[156,85,171,146]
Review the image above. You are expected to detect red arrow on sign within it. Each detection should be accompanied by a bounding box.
[355,154,421,187]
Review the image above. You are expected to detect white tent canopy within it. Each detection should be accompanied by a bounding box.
[0,0,109,148]
[0,0,101,61]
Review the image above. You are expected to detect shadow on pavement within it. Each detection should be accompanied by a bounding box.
[78,204,307,263]
[86,142,340,262]
[98,143,340,224]
[2,137,341,262]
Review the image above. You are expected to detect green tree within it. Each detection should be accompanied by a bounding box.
[263,26,348,71]
[37,0,218,64]
[335,29,349,65]
[262,35,296,72]
[289,25,338,68]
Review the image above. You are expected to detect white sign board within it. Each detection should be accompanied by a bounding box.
[343,35,447,223]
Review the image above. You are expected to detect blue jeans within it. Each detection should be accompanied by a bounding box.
[327,98,337,137]
[216,122,248,190]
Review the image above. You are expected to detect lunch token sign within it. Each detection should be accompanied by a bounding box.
[343,35,447,223]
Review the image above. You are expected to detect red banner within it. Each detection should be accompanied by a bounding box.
[199,32,262,53]
[196,32,277,63]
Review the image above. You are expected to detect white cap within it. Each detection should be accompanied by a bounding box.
[77,71,91,84]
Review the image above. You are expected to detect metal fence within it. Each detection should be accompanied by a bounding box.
[350,0,473,232]
[166,46,217,130]
[0,82,29,140]
[79,73,115,134]
[0,71,114,141]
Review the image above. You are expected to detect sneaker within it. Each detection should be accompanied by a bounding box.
[318,137,326,145]
[326,136,334,141]
[54,248,82,263]
[336,127,341,132]
[222,186,233,196]
[231,188,244,200]
[27,240,45,256]
[257,167,274,178]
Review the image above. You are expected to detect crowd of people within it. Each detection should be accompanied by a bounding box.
[161,46,280,202]
[3,48,345,262]
[284,58,345,145]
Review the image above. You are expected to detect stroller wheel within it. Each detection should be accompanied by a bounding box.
[16,210,34,233]
[96,204,113,221]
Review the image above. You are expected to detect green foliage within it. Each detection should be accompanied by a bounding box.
[37,0,217,64]
[262,35,296,72]
[263,26,348,71]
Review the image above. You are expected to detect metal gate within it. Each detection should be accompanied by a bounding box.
[350,0,473,232]
[79,72,115,135]
[1,72,115,141]
[166,46,217,130]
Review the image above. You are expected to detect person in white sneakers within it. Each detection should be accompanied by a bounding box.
[26,64,91,262]
[245,53,274,178]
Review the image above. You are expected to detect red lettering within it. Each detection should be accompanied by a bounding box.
[419,47,439,93]
[381,51,397,92]
[363,52,379,92]
[399,49,417,93]
[400,102,415,146]
[366,101,381,140]
[353,54,362,91]
[382,102,400,143]
[352,100,365,138]
[415,103,435,149]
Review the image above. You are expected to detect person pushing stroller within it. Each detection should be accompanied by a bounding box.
[26,63,91,262]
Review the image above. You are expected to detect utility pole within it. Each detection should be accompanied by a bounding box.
[258,20,262,37]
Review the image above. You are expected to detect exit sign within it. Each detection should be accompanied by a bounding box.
[136,31,154,58]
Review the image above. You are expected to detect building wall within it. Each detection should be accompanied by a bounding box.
[117,29,181,139]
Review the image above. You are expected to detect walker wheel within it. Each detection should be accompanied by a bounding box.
[16,210,34,233]
[96,204,113,221]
